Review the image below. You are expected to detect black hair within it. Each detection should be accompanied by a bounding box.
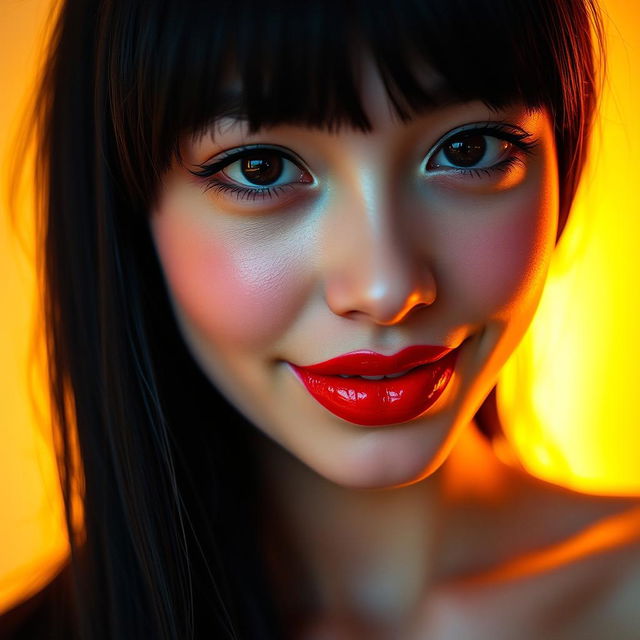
[10,0,603,638]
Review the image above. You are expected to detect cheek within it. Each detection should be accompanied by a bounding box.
[150,211,308,350]
[431,183,556,318]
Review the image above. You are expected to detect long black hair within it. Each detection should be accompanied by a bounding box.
[11,0,603,637]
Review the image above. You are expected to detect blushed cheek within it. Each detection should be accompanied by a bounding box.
[439,193,555,318]
[150,216,307,349]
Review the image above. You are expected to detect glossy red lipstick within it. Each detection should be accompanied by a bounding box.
[290,345,459,426]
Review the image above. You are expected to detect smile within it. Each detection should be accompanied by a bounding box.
[289,345,460,426]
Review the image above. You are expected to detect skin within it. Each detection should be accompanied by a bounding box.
[151,65,556,490]
[150,65,640,638]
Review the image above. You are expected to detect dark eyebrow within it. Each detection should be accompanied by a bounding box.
[186,83,503,145]
[213,89,250,120]
[188,90,250,143]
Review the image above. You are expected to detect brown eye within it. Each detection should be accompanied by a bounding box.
[216,149,312,191]
[426,132,512,172]
[193,145,314,201]
[241,153,284,185]
[442,134,486,167]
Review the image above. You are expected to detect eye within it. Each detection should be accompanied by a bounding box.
[423,123,538,178]
[223,151,309,188]
[427,133,512,171]
[190,146,313,202]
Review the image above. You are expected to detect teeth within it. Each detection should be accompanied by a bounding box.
[386,368,412,378]
[337,368,413,380]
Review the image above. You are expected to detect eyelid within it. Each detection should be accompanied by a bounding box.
[424,121,537,166]
[189,144,310,179]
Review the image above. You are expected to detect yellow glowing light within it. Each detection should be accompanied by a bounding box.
[0,0,69,614]
[497,0,640,494]
[0,0,639,617]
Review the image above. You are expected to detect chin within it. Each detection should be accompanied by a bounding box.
[255,347,498,491]
[298,406,468,491]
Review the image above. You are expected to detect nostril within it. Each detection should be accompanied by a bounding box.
[322,261,437,324]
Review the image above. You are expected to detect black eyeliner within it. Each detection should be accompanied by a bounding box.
[456,123,539,154]
[189,144,302,178]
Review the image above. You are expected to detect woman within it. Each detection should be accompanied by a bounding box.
[2,0,639,638]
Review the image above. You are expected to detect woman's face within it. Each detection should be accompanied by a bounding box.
[150,65,558,489]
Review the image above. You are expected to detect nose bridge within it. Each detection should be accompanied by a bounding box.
[321,176,436,325]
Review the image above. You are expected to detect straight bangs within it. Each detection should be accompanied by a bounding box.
[28,1,603,636]
[102,0,601,220]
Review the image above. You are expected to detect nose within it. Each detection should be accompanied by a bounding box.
[320,195,437,326]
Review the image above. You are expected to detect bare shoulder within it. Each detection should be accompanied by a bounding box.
[573,505,640,636]
[497,481,640,635]
[430,441,640,640]
[419,503,640,640]
[434,433,640,638]
[537,502,640,638]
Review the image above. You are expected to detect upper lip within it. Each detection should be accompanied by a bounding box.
[293,345,454,376]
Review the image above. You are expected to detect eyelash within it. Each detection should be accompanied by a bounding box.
[428,123,538,178]
[190,124,538,201]
[189,145,304,202]
[203,183,295,202]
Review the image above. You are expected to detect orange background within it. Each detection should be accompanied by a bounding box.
[1,0,639,615]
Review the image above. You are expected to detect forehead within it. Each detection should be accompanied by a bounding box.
[159,0,558,146]
[112,0,571,207]
[190,56,457,143]
[183,105,546,168]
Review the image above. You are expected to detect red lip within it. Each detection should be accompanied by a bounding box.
[290,345,459,427]
[297,345,453,376]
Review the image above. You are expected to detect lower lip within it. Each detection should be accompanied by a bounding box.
[290,349,460,426]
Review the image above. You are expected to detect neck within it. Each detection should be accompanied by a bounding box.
[253,422,511,633]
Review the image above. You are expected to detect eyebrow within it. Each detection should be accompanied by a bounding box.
[186,85,524,146]
[186,90,250,144]
[212,90,250,120]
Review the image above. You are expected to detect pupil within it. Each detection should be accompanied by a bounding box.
[443,135,486,167]
[241,153,283,185]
